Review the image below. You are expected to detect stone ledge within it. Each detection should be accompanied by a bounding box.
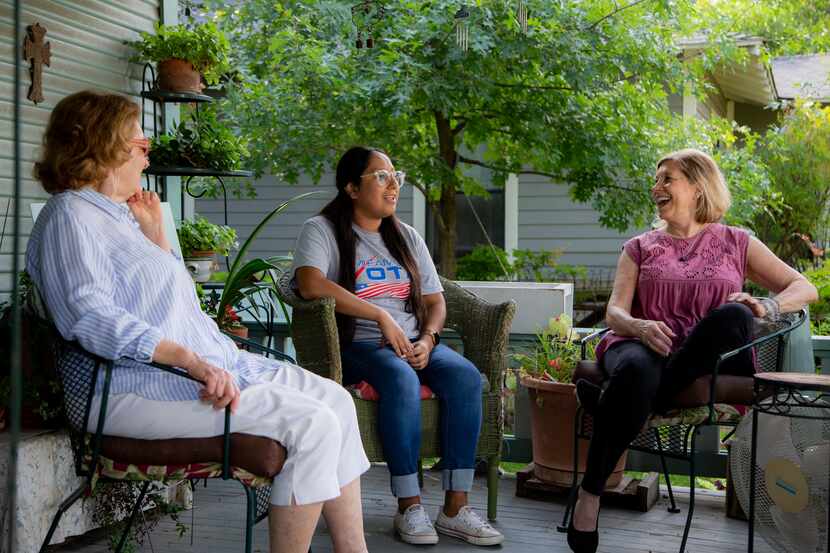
[0,430,98,552]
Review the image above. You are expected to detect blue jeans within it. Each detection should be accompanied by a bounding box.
[341,341,483,498]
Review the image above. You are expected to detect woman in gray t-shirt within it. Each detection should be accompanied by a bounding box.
[291,147,504,546]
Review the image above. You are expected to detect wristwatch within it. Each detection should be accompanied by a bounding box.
[425,329,440,346]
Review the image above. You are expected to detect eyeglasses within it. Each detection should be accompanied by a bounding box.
[130,137,151,156]
[360,169,405,188]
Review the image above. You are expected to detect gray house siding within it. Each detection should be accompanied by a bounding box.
[196,173,414,262]
[516,176,637,277]
[0,0,160,294]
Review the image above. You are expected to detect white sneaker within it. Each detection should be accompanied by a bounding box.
[394,504,439,545]
[435,506,504,546]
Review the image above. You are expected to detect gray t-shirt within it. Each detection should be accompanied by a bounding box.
[290,215,443,342]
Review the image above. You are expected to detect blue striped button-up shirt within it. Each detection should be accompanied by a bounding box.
[26,188,275,401]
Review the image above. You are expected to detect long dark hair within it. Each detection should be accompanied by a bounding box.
[320,146,426,345]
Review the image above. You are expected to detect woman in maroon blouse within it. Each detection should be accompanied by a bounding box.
[567,149,818,553]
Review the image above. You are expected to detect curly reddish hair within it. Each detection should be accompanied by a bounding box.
[34,90,140,194]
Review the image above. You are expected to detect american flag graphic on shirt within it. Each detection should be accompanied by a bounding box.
[354,255,410,300]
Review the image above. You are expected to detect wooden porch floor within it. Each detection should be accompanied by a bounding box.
[50,465,771,553]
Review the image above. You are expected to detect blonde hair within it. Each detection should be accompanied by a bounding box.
[34,90,140,194]
[657,148,731,224]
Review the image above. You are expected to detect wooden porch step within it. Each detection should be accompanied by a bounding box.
[515,463,660,512]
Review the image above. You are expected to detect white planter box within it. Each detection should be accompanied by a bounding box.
[454,281,573,335]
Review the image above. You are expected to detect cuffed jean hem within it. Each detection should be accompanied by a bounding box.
[391,473,421,498]
[442,468,474,492]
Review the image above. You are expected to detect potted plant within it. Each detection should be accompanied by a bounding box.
[177,215,237,283]
[210,191,327,335]
[149,107,249,172]
[0,271,63,430]
[516,315,627,488]
[128,22,231,93]
[219,305,248,340]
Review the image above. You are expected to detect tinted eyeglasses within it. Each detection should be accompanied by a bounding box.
[130,137,151,156]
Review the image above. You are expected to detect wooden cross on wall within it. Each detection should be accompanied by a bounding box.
[23,23,51,105]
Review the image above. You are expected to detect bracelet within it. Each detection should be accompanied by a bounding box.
[759,297,780,322]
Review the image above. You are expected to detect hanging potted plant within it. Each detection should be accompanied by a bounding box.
[128,22,231,93]
[516,315,627,488]
[177,215,237,283]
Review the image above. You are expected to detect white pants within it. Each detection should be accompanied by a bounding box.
[89,363,370,506]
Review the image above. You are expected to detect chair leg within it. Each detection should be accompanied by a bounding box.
[244,485,257,553]
[418,458,424,489]
[487,454,499,521]
[558,408,583,532]
[655,428,680,514]
[678,429,697,553]
[115,481,151,553]
[39,482,89,552]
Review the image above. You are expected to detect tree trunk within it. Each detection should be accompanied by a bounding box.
[434,110,458,278]
[438,191,457,278]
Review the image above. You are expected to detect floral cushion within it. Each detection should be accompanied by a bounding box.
[348,380,436,401]
[83,455,272,489]
[647,403,748,429]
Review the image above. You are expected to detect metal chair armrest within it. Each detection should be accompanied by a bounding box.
[706,308,807,421]
[221,330,296,363]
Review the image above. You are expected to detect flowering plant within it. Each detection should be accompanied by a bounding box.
[514,314,582,383]
[221,305,245,330]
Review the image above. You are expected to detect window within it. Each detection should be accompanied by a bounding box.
[425,190,505,261]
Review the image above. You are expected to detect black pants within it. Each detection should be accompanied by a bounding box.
[580,302,755,496]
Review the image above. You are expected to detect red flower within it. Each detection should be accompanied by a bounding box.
[224,305,241,322]
[548,358,561,369]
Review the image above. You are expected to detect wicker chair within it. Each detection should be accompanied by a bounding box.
[30,288,295,553]
[557,309,807,553]
[276,273,516,521]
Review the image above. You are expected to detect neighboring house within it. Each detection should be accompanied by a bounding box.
[772,53,830,104]
[198,39,828,279]
[1,1,180,296]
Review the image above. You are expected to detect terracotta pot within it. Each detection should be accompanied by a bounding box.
[157,58,203,93]
[225,326,249,341]
[521,374,627,488]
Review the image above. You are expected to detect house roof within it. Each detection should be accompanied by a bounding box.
[677,35,778,106]
[771,54,830,102]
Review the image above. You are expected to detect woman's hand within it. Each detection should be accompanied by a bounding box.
[127,190,170,250]
[634,319,676,357]
[726,292,766,317]
[406,337,434,370]
[377,311,414,359]
[184,356,241,413]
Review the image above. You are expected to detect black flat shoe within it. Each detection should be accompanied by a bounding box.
[575,379,603,415]
[567,513,599,553]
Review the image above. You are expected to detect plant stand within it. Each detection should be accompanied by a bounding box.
[139,63,252,249]
[516,463,660,513]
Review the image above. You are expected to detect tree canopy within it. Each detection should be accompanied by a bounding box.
[202,0,722,275]
[199,0,821,275]
[695,0,830,57]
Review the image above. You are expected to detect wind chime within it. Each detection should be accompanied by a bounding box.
[454,5,471,51]
[516,0,528,34]
[352,0,385,49]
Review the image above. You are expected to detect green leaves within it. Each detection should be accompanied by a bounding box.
[177,215,237,257]
[206,0,692,225]
[215,191,322,329]
[127,22,231,85]
[149,106,249,172]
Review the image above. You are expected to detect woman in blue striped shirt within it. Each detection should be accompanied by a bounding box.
[26,90,370,553]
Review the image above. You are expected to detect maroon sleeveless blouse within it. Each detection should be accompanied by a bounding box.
[595,223,750,363]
